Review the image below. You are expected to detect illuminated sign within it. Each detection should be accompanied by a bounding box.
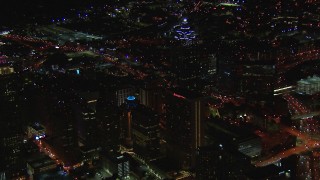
[173,93,186,99]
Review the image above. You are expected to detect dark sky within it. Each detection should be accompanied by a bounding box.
[0,0,95,26]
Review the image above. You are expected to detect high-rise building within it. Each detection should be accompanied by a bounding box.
[0,129,24,179]
[51,109,77,148]
[98,75,137,107]
[120,96,138,149]
[296,75,320,95]
[96,77,137,151]
[169,45,216,89]
[101,152,130,179]
[116,87,136,107]
[196,146,216,180]
[0,75,26,179]
[132,105,161,161]
[217,40,276,100]
[96,92,120,152]
[205,117,262,158]
[163,88,209,169]
[172,18,197,46]
[0,66,14,75]
[139,86,163,113]
[196,144,253,180]
[76,92,99,147]
[0,58,14,76]
[26,154,56,180]
[40,93,79,168]
[196,116,265,179]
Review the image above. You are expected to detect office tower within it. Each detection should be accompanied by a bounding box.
[132,105,161,161]
[0,75,26,179]
[96,91,120,151]
[0,55,14,76]
[96,77,138,151]
[163,88,208,169]
[169,45,215,89]
[217,40,276,101]
[79,107,97,146]
[26,154,56,180]
[173,18,197,46]
[139,86,163,113]
[101,152,130,179]
[205,117,262,158]
[76,92,99,147]
[49,105,77,148]
[197,117,263,180]
[196,144,253,180]
[0,128,24,179]
[0,66,14,75]
[38,90,81,169]
[296,75,320,95]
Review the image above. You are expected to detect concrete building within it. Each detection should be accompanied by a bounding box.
[0,66,14,75]
[296,75,320,95]
[132,105,161,161]
[101,152,130,179]
[27,154,56,180]
[27,123,46,140]
[163,88,209,169]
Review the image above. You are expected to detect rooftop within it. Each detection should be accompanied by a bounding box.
[298,75,320,84]
[168,88,204,100]
[27,154,56,169]
[30,123,45,131]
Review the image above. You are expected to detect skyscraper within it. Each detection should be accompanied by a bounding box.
[163,88,208,169]
[132,105,161,161]
[96,90,120,152]
[76,92,99,147]
[120,96,138,149]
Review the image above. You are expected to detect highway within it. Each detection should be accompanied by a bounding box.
[254,124,320,167]
[277,49,320,74]
[254,93,320,167]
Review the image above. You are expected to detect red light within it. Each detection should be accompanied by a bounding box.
[173,93,186,99]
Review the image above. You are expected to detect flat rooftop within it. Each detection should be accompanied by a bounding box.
[27,154,56,169]
[168,87,204,100]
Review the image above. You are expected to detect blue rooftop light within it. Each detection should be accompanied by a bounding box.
[127,96,136,101]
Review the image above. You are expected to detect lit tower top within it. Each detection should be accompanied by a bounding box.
[173,17,197,46]
[127,96,136,101]
[124,95,137,148]
[126,96,137,109]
